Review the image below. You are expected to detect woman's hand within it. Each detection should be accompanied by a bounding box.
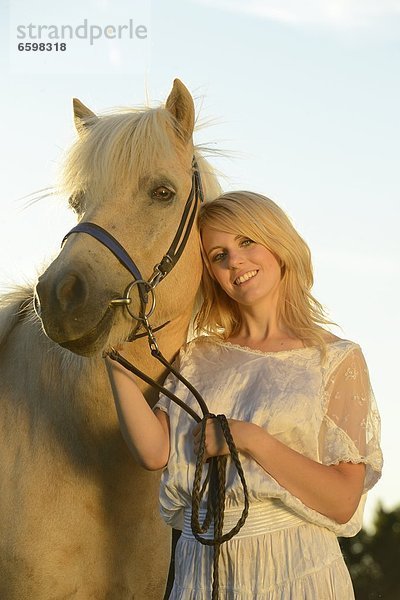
[192,417,243,461]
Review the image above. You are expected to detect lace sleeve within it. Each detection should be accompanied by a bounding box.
[319,346,383,492]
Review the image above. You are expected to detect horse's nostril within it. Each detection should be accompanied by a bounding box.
[56,273,89,313]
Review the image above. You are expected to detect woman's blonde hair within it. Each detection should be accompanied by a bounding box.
[194,191,333,350]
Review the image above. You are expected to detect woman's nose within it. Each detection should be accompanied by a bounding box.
[227,251,244,268]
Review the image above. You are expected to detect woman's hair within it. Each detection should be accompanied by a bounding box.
[194,191,333,350]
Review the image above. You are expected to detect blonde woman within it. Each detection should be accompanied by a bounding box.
[106,191,382,599]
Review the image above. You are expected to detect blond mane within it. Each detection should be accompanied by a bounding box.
[61,106,221,206]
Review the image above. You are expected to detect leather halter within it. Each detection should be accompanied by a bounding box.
[62,159,204,340]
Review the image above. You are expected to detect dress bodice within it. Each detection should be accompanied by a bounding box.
[155,336,382,537]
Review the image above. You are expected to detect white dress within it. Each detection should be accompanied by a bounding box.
[155,337,383,599]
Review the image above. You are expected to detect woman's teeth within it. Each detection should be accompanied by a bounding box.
[234,270,258,285]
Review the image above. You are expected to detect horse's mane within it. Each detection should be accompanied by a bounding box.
[0,286,35,346]
[62,106,221,207]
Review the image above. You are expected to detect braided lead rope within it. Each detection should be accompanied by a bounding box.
[190,414,250,599]
[191,415,249,545]
[212,454,227,600]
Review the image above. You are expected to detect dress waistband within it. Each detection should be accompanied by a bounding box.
[182,500,305,540]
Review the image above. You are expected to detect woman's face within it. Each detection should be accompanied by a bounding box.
[201,227,282,310]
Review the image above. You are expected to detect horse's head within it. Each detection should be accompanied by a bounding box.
[35,79,220,356]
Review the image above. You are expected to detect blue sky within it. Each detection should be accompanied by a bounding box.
[1,0,399,528]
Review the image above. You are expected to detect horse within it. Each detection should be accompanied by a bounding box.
[0,79,221,599]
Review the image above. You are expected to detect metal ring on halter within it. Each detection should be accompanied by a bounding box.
[124,279,156,321]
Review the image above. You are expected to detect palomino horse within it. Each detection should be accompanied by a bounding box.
[0,79,221,599]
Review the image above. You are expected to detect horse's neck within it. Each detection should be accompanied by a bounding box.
[0,291,194,474]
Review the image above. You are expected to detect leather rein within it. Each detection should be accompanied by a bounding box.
[62,159,249,599]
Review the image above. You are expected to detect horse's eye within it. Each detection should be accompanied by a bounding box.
[151,186,175,202]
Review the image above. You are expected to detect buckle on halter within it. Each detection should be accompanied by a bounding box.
[148,254,174,288]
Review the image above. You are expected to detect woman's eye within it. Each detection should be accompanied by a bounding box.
[151,186,175,202]
[211,252,226,262]
[240,238,254,247]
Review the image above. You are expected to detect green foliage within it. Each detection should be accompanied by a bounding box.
[339,504,400,600]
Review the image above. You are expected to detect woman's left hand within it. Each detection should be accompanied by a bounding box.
[192,417,241,461]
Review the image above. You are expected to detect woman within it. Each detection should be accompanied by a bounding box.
[106,191,382,599]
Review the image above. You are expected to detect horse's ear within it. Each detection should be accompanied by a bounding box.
[165,79,195,143]
[73,98,98,135]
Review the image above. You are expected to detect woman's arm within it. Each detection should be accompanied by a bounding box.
[105,356,170,471]
[193,419,365,524]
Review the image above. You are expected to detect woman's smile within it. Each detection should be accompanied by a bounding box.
[233,269,259,286]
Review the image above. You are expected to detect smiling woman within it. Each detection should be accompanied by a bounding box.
[107,189,383,598]
[196,190,332,352]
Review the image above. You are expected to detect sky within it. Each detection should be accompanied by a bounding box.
[0,0,399,529]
